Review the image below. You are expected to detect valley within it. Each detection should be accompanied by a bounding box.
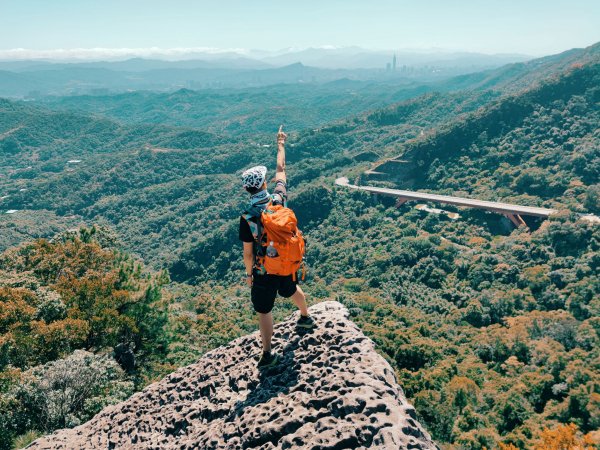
[0,42,598,449]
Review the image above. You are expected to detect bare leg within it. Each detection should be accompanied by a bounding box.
[291,285,309,317]
[258,312,273,352]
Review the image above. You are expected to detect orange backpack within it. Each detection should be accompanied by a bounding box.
[244,203,305,280]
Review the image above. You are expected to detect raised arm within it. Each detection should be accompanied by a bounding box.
[276,125,287,184]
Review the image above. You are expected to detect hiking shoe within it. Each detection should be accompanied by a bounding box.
[257,351,279,369]
[297,315,316,329]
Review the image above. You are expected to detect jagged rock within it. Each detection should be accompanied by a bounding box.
[28,301,438,449]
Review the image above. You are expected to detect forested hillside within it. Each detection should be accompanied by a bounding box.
[1,43,599,448]
[371,60,600,214]
[173,51,600,281]
[0,228,307,448]
[0,227,170,447]
[1,85,484,264]
[301,194,598,447]
[2,44,598,263]
[0,99,240,257]
[33,44,599,136]
[37,81,432,135]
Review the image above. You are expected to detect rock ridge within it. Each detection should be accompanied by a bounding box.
[28,301,438,449]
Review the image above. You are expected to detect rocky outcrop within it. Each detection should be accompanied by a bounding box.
[28,301,438,449]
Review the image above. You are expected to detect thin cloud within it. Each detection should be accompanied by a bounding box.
[0,47,250,61]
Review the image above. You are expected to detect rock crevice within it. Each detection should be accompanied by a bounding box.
[29,301,438,449]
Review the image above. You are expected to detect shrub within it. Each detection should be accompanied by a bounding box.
[10,350,133,432]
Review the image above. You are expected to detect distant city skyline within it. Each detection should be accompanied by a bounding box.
[1,0,599,59]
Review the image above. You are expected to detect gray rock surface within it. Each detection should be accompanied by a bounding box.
[28,301,438,449]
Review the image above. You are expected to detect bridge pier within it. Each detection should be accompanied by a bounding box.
[504,213,527,228]
[395,197,409,208]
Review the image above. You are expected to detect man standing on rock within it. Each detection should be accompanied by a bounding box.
[239,126,316,369]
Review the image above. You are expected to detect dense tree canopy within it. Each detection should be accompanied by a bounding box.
[0,44,599,449]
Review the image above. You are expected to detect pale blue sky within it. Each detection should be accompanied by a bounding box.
[1,0,599,57]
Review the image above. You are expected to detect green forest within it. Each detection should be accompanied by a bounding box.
[0,43,599,449]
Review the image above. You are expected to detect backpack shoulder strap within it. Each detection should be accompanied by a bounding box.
[242,208,268,275]
[244,198,274,240]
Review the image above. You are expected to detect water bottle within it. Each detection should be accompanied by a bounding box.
[266,241,278,257]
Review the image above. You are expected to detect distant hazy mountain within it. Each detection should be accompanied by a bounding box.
[258,47,531,69]
[0,46,538,97]
[0,57,271,73]
[0,46,531,70]
[0,63,385,97]
[36,43,599,136]
[34,46,530,70]
[0,63,442,98]
[444,41,600,92]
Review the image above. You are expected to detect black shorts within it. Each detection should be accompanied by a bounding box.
[251,274,297,314]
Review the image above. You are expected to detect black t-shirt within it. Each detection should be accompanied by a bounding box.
[239,180,287,243]
[239,216,255,242]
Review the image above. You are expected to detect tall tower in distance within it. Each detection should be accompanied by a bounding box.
[392,54,397,72]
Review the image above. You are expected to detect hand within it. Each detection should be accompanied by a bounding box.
[277,125,287,145]
[245,274,253,287]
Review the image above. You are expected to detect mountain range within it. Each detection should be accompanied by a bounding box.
[0,47,534,97]
[0,42,598,449]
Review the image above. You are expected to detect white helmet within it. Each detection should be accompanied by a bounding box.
[241,165,267,190]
